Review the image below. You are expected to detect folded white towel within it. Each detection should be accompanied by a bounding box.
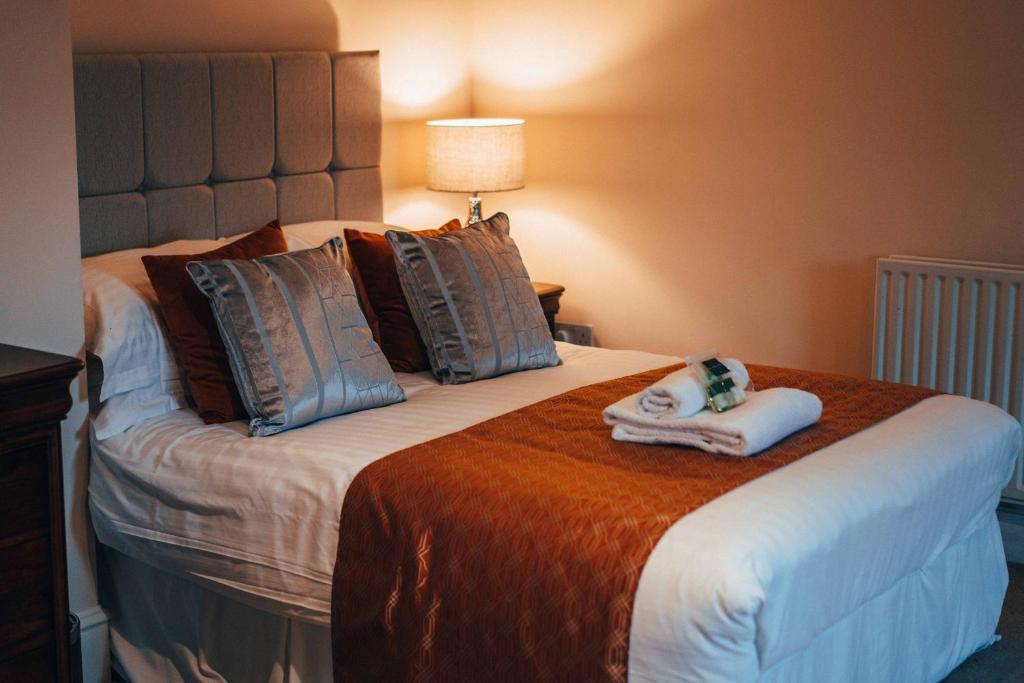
[638,358,750,419]
[604,387,822,456]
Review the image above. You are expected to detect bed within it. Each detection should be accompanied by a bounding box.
[75,51,1022,682]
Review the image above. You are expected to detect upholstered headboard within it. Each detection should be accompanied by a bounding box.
[73,51,383,256]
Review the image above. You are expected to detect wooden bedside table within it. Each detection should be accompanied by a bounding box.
[0,343,82,682]
[532,282,565,335]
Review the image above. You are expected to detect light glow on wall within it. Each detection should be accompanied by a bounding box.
[333,0,472,118]
[384,189,469,228]
[470,0,709,98]
[381,55,468,114]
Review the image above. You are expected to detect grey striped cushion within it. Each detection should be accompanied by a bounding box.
[187,238,404,436]
[387,212,560,384]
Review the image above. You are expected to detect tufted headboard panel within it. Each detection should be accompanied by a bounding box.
[73,50,383,256]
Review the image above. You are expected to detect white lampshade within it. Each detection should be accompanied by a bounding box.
[425,118,525,193]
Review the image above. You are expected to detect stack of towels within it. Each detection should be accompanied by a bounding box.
[603,359,822,456]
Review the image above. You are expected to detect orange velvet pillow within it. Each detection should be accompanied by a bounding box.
[345,219,461,373]
[142,221,288,423]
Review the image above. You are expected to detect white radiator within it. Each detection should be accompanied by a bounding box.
[873,255,1024,501]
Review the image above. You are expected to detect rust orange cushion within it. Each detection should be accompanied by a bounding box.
[344,219,461,372]
[142,221,288,423]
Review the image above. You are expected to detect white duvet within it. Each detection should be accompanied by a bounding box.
[90,343,1022,682]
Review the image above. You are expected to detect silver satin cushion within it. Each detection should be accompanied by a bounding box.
[187,238,404,436]
[387,212,560,384]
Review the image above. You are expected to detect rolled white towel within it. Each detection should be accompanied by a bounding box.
[638,358,750,419]
[604,387,822,456]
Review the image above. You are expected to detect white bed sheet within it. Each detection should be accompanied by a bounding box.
[90,342,1022,681]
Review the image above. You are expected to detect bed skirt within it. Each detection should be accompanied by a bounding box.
[99,514,1007,683]
[98,546,330,683]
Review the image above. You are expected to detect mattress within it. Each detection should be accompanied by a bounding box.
[90,342,1022,681]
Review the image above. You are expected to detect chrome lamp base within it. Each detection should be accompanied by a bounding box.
[467,193,482,225]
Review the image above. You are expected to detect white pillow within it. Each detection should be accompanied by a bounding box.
[92,378,188,441]
[82,239,229,397]
[281,220,400,252]
[83,237,228,437]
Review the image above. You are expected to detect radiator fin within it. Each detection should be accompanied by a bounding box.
[874,256,1024,501]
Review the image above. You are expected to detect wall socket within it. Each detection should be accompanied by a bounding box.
[554,322,596,347]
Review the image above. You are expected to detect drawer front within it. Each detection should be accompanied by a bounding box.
[0,640,57,681]
[0,535,53,661]
[0,353,78,683]
[0,440,52,542]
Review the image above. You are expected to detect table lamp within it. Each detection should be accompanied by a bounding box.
[425,118,525,224]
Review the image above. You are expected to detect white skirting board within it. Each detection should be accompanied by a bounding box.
[77,603,110,683]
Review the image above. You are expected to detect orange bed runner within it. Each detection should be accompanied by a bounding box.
[332,365,937,682]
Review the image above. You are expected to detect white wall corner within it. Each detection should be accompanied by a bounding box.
[77,604,110,683]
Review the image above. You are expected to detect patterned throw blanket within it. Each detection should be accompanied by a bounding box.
[332,365,937,682]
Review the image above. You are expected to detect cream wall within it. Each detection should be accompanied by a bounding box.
[0,0,104,680]
[64,0,1024,373]
[470,0,1024,375]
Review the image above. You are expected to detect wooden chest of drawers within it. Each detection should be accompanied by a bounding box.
[0,343,82,682]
